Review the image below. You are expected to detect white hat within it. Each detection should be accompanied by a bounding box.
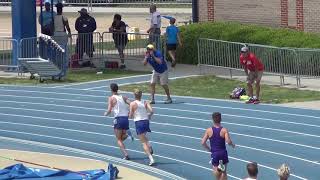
[241,46,249,53]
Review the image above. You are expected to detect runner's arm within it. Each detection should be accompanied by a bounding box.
[129,102,136,119]
[224,128,235,148]
[201,129,211,152]
[123,96,131,105]
[104,97,114,116]
[145,101,154,119]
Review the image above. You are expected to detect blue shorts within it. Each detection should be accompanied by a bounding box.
[135,120,151,135]
[113,116,129,130]
[211,150,229,167]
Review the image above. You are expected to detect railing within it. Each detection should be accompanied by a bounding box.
[19,36,68,75]
[198,38,320,87]
[0,0,191,7]
[67,31,164,68]
[0,38,18,71]
[101,31,163,60]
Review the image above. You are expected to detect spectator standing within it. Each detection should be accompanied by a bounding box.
[39,2,56,59]
[75,8,97,67]
[53,3,71,68]
[147,4,161,49]
[53,3,71,48]
[240,47,264,104]
[143,44,172,104]
[39,2,56,36]
[109,14,128,69]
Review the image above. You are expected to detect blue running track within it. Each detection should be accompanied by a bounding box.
[0,75,319,180]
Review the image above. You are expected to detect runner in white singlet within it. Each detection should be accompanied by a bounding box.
[129,89,155,166]
[104,83,134,160]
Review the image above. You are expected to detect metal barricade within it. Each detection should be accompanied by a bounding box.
[101,31,164,62]
[247,44,298,74]
[294,48,320,86]
[0,38,19,71]
[198,38,320,87]
[198,38,245,77]
[19,36,68,79]
[19,37,39,58]
[68,32,102,68]
[63,0,191,6]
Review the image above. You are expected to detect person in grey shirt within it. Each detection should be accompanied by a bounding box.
[147,4,161,49]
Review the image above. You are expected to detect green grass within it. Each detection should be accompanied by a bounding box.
[0,69,148,85]
[120,75,320,104]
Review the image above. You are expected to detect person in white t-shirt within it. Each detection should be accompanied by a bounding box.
[243,162,258,180]
[104,83,134,160]
[129,89,155,166]
[147,4,161,49]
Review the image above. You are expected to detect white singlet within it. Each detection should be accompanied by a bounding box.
[112,95,129,117]
[133,100,149,122]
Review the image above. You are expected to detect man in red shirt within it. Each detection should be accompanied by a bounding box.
[240,47,264,104]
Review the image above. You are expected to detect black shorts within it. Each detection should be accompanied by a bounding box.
[167,44,177,51]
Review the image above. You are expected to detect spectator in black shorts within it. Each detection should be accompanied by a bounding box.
[165,18,182,67]
[109,14,128,69]
[75,8,97,67]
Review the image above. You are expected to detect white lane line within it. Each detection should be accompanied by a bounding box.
[0,122,307,180]
[84,74,201,90]
[183,102,320,120]
[0,94,319,128]
[0,107,318,151]
[1,100,319,138]
[0,87,319,120]
[0,137,185,180]
[0,80,319,114]
[0,112,319,166]
[0,129,241,180]
[50,74,152,88]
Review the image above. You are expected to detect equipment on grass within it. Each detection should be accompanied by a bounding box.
[230,87,246,99]
[240,95,250,101]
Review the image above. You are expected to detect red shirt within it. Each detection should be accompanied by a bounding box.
[240,53,264,71]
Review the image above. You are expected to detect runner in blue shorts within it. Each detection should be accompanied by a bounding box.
[129,89,155,166]
[201,112,236,180]
[104,83,134,160]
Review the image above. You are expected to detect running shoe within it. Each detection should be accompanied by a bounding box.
[150,100,155,104]
[164,98,173,104]
[245,97,255,104]
[253,99,260,104]
[217,160,226,172]
[149,159,155,166]
[123,155,130,160]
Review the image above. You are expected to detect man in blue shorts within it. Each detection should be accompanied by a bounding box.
[201,112,235,180]
[104,83,134,160]
[143,44,172,104]
[165,17,182,67]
